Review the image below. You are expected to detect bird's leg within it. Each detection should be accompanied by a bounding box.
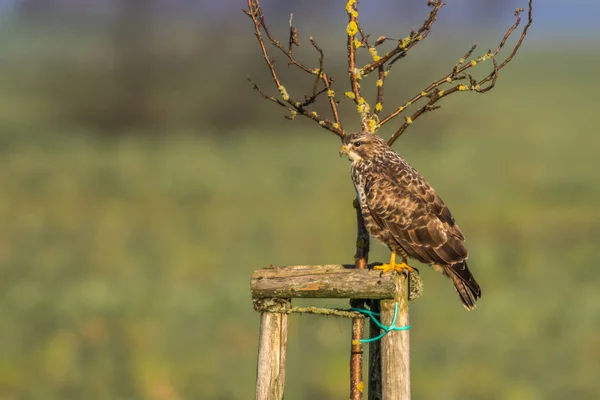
[373,252,416,274]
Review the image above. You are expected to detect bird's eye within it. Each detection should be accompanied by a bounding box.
[353,141,361,147]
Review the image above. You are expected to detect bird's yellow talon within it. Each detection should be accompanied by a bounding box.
[373,262,415,274]
[373,252,416,274]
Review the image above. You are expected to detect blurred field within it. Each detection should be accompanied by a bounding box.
[1,62,600,398]
[0,3,600,399]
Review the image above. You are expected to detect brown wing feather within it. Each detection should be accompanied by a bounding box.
[365,154,468,266]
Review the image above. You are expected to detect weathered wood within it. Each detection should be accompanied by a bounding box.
[353,197,370,270]
[368,300,383,400]
[350,316,365,400]
[351,197,369,400]
[251,265,401,299]
[380,274,410,400]
[255,299,290,400]
[251,265,419,399]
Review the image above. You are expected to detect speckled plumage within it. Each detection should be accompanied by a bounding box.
[342,132,481,309]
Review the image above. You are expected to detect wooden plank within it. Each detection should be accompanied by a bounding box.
[251,265,401,299]
[380,274,410,400]
[255,299,290,400]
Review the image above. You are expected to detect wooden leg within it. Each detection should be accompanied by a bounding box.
[255,299,290,400]
[380,275,410,400]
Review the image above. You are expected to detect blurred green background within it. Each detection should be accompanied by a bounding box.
[0,1,599,399]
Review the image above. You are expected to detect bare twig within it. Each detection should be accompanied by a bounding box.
[244,0,344,137]
[386,0,534,145]
[288,14,299,51]
[360,0,444,77]
[356,25,388,121]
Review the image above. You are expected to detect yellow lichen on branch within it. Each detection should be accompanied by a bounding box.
[345,0,372,131]
[243,0,345,138]
[346,21,359,37]
[245,0,533,144]
[345,0,358,17]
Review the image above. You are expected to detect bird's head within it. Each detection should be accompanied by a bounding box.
[340,132,388,162]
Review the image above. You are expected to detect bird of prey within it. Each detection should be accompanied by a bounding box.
[340,132,481,309]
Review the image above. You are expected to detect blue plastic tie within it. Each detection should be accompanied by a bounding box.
[351,303,411,343]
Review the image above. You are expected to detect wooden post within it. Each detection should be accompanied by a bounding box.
[255,299,290,400]
[251,266,419,400]
[350,316,364,400]
[351,197,370,400]
[368,300,382,400]
[380,274,410,400]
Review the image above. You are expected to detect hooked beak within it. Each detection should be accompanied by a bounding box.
[339,144,349,157]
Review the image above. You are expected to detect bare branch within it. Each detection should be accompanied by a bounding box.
[345,0,369,130]
[341,0,444,133]
[244,0,344,138]
[309,38,325,98]
[386,0,533,146]
[477,3,533,89]
[360,1,444,77]
[244,0,533,145]
[374,64,386,117]
[378,45,476,129]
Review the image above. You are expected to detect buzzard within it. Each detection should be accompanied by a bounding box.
[340,132,481,309]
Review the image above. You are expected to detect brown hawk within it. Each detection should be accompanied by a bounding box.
[340,132,481,309]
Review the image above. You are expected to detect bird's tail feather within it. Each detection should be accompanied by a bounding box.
[443,261,481,310]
